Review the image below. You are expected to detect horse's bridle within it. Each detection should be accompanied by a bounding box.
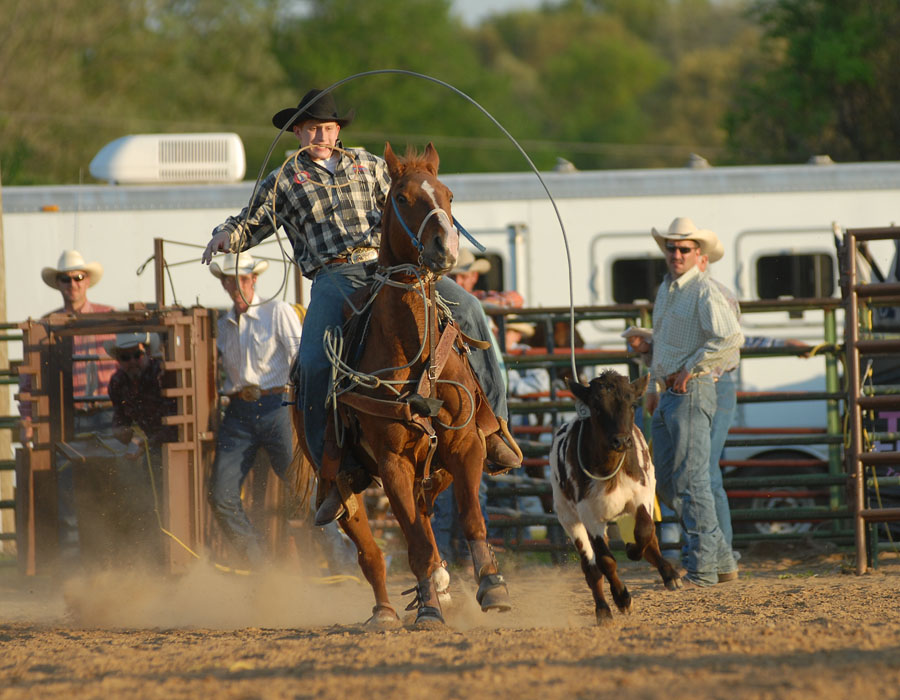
[390,195,485,254]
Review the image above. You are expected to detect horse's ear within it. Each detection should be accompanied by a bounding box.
[422,142,440,175]
[384,142,401,177]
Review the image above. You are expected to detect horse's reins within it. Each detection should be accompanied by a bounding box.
[576,420,627,482]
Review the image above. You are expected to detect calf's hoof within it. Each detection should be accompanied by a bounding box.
[476,574,511,612]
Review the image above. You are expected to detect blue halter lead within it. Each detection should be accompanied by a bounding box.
[390,195,486,253]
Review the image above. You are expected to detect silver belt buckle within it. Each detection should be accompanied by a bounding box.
[349,247,377,264]
[239,385,262,401]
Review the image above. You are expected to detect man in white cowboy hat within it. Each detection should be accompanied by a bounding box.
[201,89,521,526]
[18,250,118,558]
[207,252,304,566]
[19,250,118,443]
[643,217,743,587]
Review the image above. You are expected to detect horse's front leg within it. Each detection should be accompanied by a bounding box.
[451,437,511,613]
[338,491,401,626]
[380,451,444,626]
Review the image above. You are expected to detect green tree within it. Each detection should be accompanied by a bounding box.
[269,0,528,173]
[726,0,900,163]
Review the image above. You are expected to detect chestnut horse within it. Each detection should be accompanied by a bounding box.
[294,142,510,627]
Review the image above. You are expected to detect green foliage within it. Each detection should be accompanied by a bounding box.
[726,0,900,163]
[4,0,896,185]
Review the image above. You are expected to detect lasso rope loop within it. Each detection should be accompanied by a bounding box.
[219,69,575,380]
[576,420,627,482]
[323,264,476,432]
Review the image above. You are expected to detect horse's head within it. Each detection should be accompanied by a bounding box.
[569,371,650,452]
[381,142,459,274]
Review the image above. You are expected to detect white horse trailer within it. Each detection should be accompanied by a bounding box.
[3,147,898,469]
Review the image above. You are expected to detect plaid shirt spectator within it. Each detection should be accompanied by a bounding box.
[212,144,390,279]
[18,301,117,420]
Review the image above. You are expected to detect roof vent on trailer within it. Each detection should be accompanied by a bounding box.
[89,133,246,184]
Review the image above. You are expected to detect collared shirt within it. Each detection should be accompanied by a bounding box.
[211,143,391,279]
[19,300,118,419]
[217,294,302,395]
[650,266,743,388]
[108,357,178,446]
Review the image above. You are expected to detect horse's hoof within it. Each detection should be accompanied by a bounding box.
[365,604,401,629]
[414,606,445,628]
[665,576,683,591]
[595,608,615,626]
[476,574,511,612]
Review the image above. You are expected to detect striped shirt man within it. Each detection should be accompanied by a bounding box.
[650,265,743,391]
[212,144,390,279]
[217,294,302,395]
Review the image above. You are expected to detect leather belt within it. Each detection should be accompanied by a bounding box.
[228,385,285,402]
[324,247,378,267]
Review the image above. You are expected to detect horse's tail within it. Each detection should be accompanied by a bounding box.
[284,442,316,519]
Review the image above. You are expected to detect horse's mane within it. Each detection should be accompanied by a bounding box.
[390,146,438,178]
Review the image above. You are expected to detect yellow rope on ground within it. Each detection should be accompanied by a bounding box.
[126,425,357,583]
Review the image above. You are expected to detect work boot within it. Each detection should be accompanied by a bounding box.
[484,419,523,475]
[314,483,346,526]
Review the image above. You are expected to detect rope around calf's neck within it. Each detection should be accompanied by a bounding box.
[576,419,627,482]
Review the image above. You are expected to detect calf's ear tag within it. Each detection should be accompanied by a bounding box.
[575,399,590,419]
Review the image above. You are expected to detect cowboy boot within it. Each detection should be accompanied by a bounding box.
[484,418,524,475]
[315,417,347,526]
[314,482,346,526]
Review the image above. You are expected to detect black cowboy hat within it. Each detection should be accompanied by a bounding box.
[271,88,355,130]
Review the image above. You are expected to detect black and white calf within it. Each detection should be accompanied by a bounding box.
[550,371,682,625]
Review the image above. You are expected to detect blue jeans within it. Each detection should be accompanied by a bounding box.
[62,409,115,548]
[431,478,488,565]
[652,376,736,585]
[209,393,294,564]
[710,370,738,549]
[297,264,508,469]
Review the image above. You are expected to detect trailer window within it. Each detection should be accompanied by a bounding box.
[756,254,834,299]
[474,252,504,294]
[611,258,667,303]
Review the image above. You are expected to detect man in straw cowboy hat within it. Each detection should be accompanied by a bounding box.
[208,252,354,570]
[207,252,302,566]
[201,89,521,526]
[640,217,743,587]
[19,250,118,442]
[18,250,118,558]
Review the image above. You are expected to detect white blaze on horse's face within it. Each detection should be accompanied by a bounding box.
[417,176,459,274]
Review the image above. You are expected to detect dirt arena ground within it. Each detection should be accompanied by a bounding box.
[2,544,900,700]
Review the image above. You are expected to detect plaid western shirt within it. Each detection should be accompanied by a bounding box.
[650,266,743,390]
[18,300,118,420]
[212,143,391,279]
